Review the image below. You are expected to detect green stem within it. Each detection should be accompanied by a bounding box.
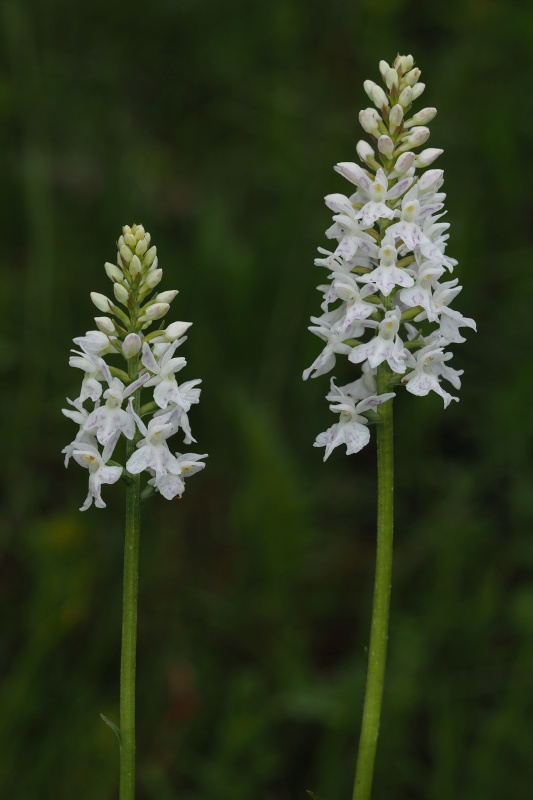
[353,362,394,800]
[120,353,141,800]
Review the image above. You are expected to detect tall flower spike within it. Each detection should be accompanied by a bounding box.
[62,223,207,507]
[303,56,475,800]
[304,55,475,460]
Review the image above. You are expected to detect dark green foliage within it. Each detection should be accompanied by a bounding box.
[0,0,531,798]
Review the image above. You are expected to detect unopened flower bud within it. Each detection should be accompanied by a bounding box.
[164,320,193,341]
[394,152,416,174]
[144,302,170,321]
[410,82,425,101]
[407,126,430,146]
[415,148,443,167]
[90,292,112,313]
[403,68,421,87]
[371,85,388,109]
[389,104,404,130]
[119,244,132,264]
[398,86,413,108]
[363,80,377,101]
[394,54,414,74]
[155,290,179,303]
[144,246,157,267]
[133,224,145,240]
[113,283,130,304]
[356,140,377,167]
[122,226,131,237]
[379,60,390,82]
[124,232,136,248]
[129,255,142,277]
[405,107,437,127]
[378,135,394,157]
[385,68,399,91]
[104,262,123,282]
[135,237,149,256]
[143,269,163,289]
[94,316,115,335]
[122,333,142,358]
[359,109,380,136]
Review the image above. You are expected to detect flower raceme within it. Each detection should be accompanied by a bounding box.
[62,224,207,510]
[303,54,476,459]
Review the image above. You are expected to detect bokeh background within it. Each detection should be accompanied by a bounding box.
[1,0,532,798]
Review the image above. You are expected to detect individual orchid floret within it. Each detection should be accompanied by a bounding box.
[141,341,194,410]
[84,367,149,445]
[349,308,411,374]
[360,241,415,296]
[125,400,183,479]
[303,312,367,380]
[333,163,413,228]
[398,262,445,319]
[72,434,122,511]
[401,344,462,407]
[69,350,107,403]
[314,391,395,460]
[147,453,208,500]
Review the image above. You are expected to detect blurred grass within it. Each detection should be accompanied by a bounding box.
[0,0,532,798]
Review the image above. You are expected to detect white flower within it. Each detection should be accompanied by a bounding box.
[303,311,368,380]
[349,308,411,373]
[398,262,445,319]
[324,194,379,260]
[73,330,115,357]
[314,391,395,460]
[147,453,208,499]
[360,242,415,296]
[61,399,98,466]
[153,380,202,444]
[72,434,122,511]
[68,350,106,403]
[141,341,193,410]
[401,345,462,407]
[431,280,477,342]
[334,163,413,227]
[319,272,377,332]
[84,365,149,445]
[125,400,182,479]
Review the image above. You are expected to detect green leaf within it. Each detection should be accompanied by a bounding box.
[100,713,121,745]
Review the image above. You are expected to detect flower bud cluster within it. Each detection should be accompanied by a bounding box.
[62,224,206,510]
[304,55,476,460]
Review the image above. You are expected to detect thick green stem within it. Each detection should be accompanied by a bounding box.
[120,353,141,800]
[353,362,394,800]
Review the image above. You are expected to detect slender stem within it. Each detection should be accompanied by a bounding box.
[120,352,141,800]
[353,362,394,800]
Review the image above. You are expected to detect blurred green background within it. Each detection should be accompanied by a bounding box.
[0,0,531,798]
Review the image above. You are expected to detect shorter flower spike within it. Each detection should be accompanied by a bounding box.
[63,224,206,509]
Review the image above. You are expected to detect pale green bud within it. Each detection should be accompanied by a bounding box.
[406,126,430,146]
[356,140,378,168]
[389,104,404,130]
[144,246,157,267]
[363,80,377,102]
[164,321,192,341]
[394,54,414,74]
[415,148,443,167]
[144,302,170,321]
[94,316,115,335]
[404,107,437,128]
[379,60,390,82]
[371,84,388,110]
[113,283,129,304]
[377,135,394,157]
[122,225,132,237]
[122,333,142,358]
[403,68,421,87]
[394,152,416,174]
[129,255,142,277]
[155,290,178,303]
[133,224,145,240]
[135,237,149,256]
[410,82,425,101]
[399,86,413,108]
[359,109,380,136]
[385,67,399,92]
[119,244,132,264]
[124,232,136,248]
[143,269,163,289]
[90,292,112,313]
[104,262,123,282]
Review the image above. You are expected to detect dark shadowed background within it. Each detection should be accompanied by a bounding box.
[0,0,532,798]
